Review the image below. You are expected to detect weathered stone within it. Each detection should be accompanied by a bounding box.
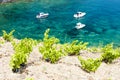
[0,0,13,3]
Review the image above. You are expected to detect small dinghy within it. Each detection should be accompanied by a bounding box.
[74,12,86,18]
[75,22,85,29]
[36,12,49,19]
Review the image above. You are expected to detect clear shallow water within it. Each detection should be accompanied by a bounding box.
[0,0,120,46]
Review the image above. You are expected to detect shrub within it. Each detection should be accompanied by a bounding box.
[101,44,120,63]
[88,47,102,53]
[10,52,28,69]
[10,38,38,72]
[2,30,15,41]
[0,38,5,44]
[39,29,63,63]
[43,29,60,48]
[13,38,38,53]
[78,56,101,72]
[40,45,63,63]
[63,40,88,55]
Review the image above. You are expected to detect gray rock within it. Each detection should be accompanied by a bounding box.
[0,0,12,3]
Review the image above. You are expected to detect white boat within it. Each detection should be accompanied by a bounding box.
[36,12,49,18]
[75,22,85,29]
[74,12,86,18]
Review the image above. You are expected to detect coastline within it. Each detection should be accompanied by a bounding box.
[0,0,13,3]
[0,0,120,46]
[0,0,120,79]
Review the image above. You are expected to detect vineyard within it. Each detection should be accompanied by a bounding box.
[0,29,120,80]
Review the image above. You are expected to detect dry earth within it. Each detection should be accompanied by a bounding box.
[0,38,120,80]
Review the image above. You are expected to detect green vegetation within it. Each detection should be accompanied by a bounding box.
[78,56,101,72]
[2,30,15,42]
[39,29,88,63]
[88,47,102,53]
[78,43,120,72]
[100,44,120,63]
[40,44,63,63]
[10,52,28,69]
[0,29,119,73]
[43,29,60,48]
[0,39,5,44]
[13,38,38,53]
[10,38,38,71]
[39,29,63,63]
[63,40,88,55]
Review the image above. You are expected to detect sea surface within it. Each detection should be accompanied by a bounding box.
[0,0,120,46]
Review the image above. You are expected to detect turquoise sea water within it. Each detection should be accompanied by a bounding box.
[0,0,120,46]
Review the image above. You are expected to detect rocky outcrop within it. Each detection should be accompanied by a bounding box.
[0,0,13,3]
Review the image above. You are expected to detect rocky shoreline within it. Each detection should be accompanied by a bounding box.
[0,0,13,3]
